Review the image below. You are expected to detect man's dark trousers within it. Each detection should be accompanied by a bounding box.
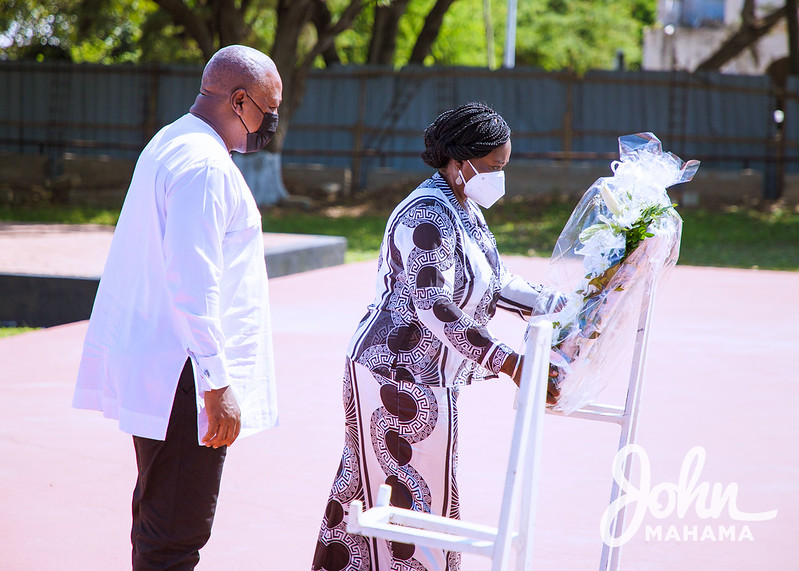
[131,359,227,570]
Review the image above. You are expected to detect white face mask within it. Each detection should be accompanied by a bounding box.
[460,160,506,208]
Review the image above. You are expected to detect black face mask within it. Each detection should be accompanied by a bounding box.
[240,93,279,153]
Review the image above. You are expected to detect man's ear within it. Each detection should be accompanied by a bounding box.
[230,89,247,116]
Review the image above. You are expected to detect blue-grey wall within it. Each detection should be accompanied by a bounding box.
[1,61,796,180]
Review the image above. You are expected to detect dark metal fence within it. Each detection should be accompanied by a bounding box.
[1,61,797,193]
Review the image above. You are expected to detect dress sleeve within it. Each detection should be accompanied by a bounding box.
[496,258,565,320]
[163,162,235,393]
[393,200,513,376]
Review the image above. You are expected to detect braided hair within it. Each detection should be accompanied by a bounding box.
[420,102,511,169]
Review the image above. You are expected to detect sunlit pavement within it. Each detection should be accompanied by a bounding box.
[2,257,797,570]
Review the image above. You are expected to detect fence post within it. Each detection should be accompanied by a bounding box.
[764,106,786,200]
[142,65,161,146]
[352,74,368,194]
[562,72,574,163]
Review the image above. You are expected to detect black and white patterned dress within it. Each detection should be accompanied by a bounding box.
[312,173,557,571]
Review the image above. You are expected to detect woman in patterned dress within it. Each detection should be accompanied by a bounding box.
[312,102,563,571]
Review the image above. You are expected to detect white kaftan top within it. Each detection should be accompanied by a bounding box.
[73,113,278,441]
[348,173,557,387]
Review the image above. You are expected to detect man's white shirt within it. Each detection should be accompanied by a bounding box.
[74,113,278,442]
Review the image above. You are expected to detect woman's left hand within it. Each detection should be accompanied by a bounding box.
[547,365,560,405]
[508,357,561,405]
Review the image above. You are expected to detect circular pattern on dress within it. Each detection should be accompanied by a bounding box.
[392,557,428,571]
[388,458,433,514]
[401,199,455,235]
[379,384,418,421]
[474,280,500,325]
[447,550,462,569]
[412,222,442,250]
[390,540,416,561]
[313,526,370,571]
[386,323,423,353]
[385,474,414,509]
[387,279,417,323]
[324,498,345,528]
[377,381,438,442]
[466,325,492,347]
[415,265,445,289]
[357,347,393,379]
[385,429,413,465]
[444,319,488,363]
[312,540,349,571]
[394,366,417,383]
[432,299,459,323]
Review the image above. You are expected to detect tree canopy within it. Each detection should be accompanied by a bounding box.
[2,0,657,71]
[1,0,658,155]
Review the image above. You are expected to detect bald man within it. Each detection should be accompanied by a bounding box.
[74,45,282,569]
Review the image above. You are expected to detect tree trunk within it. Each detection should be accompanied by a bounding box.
[269,0,315,154]
[232,151,287,206]
[695,5,786,72]
[367,0,411,65]
[154,0,216,60]
[408,0,458,64]
[214,0,247,48]
[742,0,755,24]
[267,0,365,201]
[310,0,342,67]
[269,0,364,153]
[785,0,799,75]
[483,0,496,69]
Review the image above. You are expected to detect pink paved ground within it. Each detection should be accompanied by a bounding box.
[2,258,798,570]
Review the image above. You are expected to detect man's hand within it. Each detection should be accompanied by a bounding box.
[202,386,241,448]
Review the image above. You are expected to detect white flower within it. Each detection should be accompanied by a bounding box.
[599,182,625,218]
[576,223,625,276]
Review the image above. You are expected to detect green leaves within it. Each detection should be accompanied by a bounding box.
[1,0,658,71]
[623,203,673,257]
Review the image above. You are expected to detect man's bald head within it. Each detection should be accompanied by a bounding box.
[190,45,282,153]
[200,45,279,97]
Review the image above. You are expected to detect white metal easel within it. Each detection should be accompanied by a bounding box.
[549,272,661,570]
[347,274,660,570]
[347,320,553,570]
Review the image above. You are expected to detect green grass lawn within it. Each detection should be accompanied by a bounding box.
[0,205,120,226]
[262,210,388,263]
[2,198,798,271]
[676,206,799,271]
[2,198,796,339]
[262,198,799,271]
[0,327,39,338]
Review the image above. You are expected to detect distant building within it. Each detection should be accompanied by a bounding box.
[643,0,792,74]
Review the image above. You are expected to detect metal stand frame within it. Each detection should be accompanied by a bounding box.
[347,321,553,570]
[548,274,659,570]
[347,274,660,570]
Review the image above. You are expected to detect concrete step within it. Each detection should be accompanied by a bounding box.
[0,222,346,327]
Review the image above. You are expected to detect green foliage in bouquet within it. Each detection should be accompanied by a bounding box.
[551,199,680,353]
[576,200,677,300]
[624,204,676,256]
